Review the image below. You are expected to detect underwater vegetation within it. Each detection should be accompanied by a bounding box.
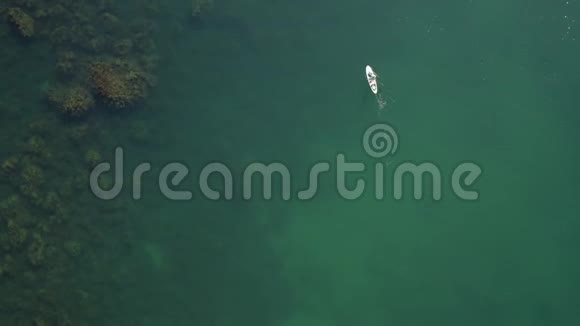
[88,60,155,109]
[0,0,181,324]
[0,113,141,324]
[2,0,159,116]
[47,85,95,116]
[6,7,34,37]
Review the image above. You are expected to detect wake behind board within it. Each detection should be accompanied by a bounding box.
[365,65,378,94]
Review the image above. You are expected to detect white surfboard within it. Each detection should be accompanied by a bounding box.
[365,65,378,94]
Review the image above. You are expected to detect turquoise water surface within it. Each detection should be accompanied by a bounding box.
[1,0,580,325]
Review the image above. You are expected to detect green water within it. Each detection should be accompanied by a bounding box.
[3,0,580,325]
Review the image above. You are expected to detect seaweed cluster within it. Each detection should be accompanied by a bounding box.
[47,85,95,116]
[0,115,139,325]
[6,7,34,37]
[89,60,155,109]
[2,0,160,116]
[0,0,167,324]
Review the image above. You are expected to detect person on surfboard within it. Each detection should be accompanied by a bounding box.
[365,65,387,110]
